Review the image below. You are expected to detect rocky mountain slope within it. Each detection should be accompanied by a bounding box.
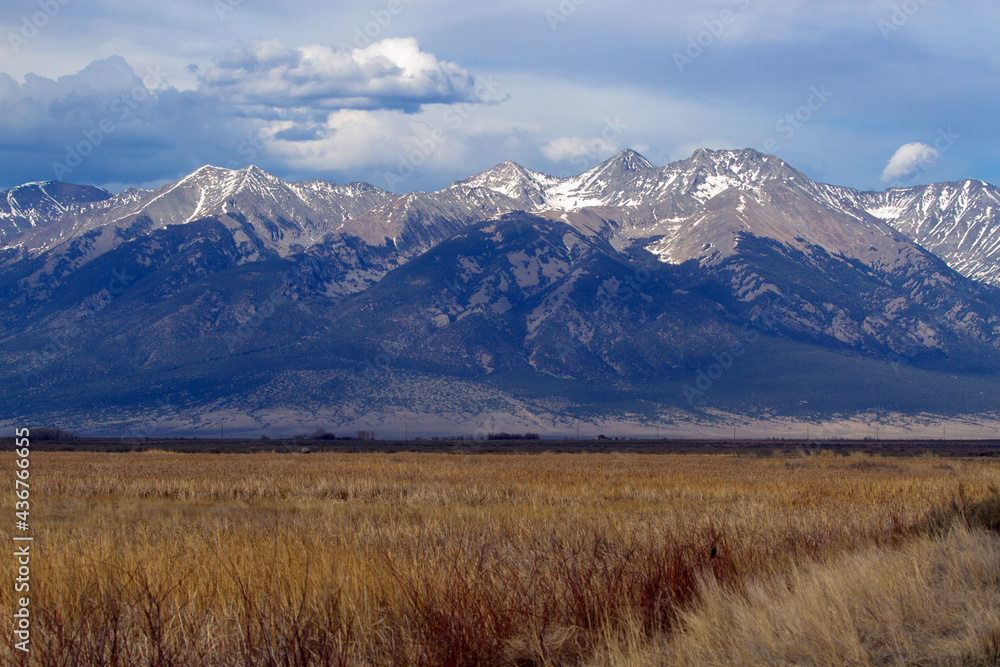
[830,180,1000,285]
[0,180,110,242]
[2,148,1000,434]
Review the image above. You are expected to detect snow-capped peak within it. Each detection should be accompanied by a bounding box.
[0,180,112,236]
[450,150,658,212]
[453,160,554,196]
[606,148,655,172]
[10,148,1000,290]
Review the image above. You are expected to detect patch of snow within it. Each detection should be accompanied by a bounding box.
[695,174,738,202]
[184,188,207,223]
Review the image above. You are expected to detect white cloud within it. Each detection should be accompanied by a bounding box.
[881,142,940,182]
[198,37,486,117]
[269,109,451,170]
[0,39,503,190]
[541,136,619,163]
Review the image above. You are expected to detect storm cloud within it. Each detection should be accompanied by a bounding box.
[0,1,998,193]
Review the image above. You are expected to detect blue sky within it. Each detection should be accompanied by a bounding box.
[1,0,997,194]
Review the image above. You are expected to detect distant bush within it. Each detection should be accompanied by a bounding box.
[294,430,355,440]
[30,427,78,441]
[488,432,541,440]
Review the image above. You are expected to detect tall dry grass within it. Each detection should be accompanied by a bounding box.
[596,522,1000,666]
[1,450,998,665]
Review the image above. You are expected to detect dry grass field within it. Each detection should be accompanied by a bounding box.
[2,449,1000,666]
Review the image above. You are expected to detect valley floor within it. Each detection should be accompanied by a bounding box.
[14,435,1000,457]
[2,450,999,665]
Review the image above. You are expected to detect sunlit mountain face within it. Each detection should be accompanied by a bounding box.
[3,148,1000,435]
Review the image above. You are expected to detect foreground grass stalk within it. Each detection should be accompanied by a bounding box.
[1,451,998,665]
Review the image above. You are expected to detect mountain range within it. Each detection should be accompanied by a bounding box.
[2,147,1000,437]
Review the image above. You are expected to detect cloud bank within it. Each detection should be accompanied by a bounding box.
[541,136,619,163]
[0,38,493,189]
[199,38,484,117]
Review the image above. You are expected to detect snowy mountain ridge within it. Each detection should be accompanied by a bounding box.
[4,150,1000,430]
[5,148,1000,287]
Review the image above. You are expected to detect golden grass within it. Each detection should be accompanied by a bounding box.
[1,450,998,665]
[597,525,1000,666]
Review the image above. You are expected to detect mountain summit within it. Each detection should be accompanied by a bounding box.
[10,147,1000,283]
[0,180,110,242]
[2,148,1000,434]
